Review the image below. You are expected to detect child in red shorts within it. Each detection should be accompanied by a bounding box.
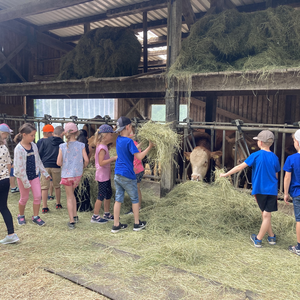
[57,123,89,229]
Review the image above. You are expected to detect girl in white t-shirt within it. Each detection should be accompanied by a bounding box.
[91,125,117,224]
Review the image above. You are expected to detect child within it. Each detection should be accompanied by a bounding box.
[14,123,50,226]
[283,129,300,255]
[91,124,117,224]
[112,117,153,233]
[75,129,92,212]
[126,129,144,214]
[38,126,64,213]
[37,124,55,200]
[0,124,19,244]
[57,122,89,229]
[220,130,280,248]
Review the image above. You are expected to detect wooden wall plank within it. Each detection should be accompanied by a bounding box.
[268,96,273,124]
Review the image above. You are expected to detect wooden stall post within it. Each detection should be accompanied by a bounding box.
[143,11,148,74]
[161,0,182,196]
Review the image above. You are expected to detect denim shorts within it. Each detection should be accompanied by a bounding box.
[293,196,300,222]
[136,171,144,183]
[114,174,139,204]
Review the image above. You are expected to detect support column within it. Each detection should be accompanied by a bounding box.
[143,11,148,73]
[161,0,182,196]
[205,93,217,123]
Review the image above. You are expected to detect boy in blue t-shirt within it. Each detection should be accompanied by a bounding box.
[283,129,300,256]
[220,130,281,248]
[112,116,153,233]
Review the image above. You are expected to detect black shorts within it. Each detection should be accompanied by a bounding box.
[97,180,112,201]
[255,194,278,212]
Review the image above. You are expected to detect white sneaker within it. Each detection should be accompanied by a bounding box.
[0,233,19,244]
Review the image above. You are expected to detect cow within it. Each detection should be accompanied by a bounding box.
[179,132,222,181]
[82,115,105,138]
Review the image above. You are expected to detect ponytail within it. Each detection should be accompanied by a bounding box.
[14,133,22,144]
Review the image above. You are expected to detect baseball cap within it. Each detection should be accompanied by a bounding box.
[99,124,114,133]
[0,123,13,134]
[294,129,300,143]
[253,130,274,142]
[115,116,131,133]
[64,122,78,133]
[42,124,54,132]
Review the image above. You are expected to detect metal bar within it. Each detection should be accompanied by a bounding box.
[237,139,247,161]
[280,132,286,193]
[222,130,225,168]
[183,127,188,182]
[274,131,278,155]
[177,124,298,133]
[38,122,41,140]
[233,131,238,186]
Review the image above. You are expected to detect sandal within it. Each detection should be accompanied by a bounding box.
[56,204,62,209]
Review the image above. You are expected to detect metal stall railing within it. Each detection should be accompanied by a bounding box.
[0,114,158,180]
[177,121,299,193]
[1,113,299,191]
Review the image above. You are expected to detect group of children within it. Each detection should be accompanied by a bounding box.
[0,116,152,243]
[1,118,300,256]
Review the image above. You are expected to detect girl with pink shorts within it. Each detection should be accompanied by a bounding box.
[57,123,89,229]
[14,123,50,227]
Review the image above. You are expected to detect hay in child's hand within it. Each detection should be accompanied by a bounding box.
[137,121,181,170]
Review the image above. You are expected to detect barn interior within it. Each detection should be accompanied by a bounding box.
[2,0,300,194]
[2,1,300,299]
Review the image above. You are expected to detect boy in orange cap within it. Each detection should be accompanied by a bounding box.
[37,124,55,200]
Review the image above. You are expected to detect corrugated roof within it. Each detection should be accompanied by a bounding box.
[0,0,266,39]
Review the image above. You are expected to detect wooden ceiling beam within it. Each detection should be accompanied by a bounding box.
[182,0,196,30]
[60,32,189,46]
[38,0,168,32]
[0,0,93,23]
[0,20,74,52]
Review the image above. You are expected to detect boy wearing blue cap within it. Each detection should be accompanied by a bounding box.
[112,117,153,233]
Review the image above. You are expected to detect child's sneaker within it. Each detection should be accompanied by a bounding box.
[32,216,45,226]
[68,222,75,230]
[289,245,300,256]
[103,213,114,221]
[17,215,26,226]
[111,223,128,233]
[250,234,262,248]
[133,220,147,231]
[267,234,276,245]
[11,187,19,193]
[0,233,19,244]
[90,215,108,224]
[56,204,63,209]
[74,216,79,223]
[42,207,49,214]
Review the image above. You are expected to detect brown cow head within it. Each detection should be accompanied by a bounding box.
[225,135,258,165]
[184,147,222,181]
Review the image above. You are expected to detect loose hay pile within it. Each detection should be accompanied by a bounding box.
[171,6,300,74]
[58,27,141,80]
[141,172,295,240]
[136,121,181,170]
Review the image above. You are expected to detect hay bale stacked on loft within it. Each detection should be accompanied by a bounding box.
[58,27,141,79]
[170,6,300,75]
